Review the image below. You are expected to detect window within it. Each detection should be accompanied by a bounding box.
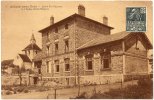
[101,51,111,69]
[64,58,70,71]
[135,38,139,50]
[86,55,93,70]
[47,45,50,55]
[55,28,58,33]
[47,32,49,38]
[28,50,30,55]
[65,40,69,52]
[55,60,59,72]
[46,61,49,73]
[65,24,68,29]
[17,56,19,59]
[55,43,58,54]
[103,59,109,68]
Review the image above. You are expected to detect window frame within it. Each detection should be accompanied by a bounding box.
[100,50,111,70]
[85,55,93,71]
[55,60,60,73]
[64,40,69,53]
[46,61,49,73]
[55,43,58,54]
[46,45,50,55]
[64,58,70,72]
[65,24,68,29]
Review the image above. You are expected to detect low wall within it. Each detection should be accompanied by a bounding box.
[1,75,34,86]
[41,74,123,86]
[124,74,150,82]
[80,74,123,85]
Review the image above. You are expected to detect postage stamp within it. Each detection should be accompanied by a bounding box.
[126,7,146,32]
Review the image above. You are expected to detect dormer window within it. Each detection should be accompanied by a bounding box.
[55,28,58,33]
[65,24,68,29]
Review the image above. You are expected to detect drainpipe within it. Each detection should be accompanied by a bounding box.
[122,40,125,82]
[74,17,77,86]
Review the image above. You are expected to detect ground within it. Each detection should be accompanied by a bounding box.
[2,80,138,99]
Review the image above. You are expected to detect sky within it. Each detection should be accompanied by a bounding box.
[1,1,153,60]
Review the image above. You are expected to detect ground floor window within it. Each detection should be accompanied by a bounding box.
[86,55,93,70]
[103,59,110,68]
[46,61,49,73]
[55,60,59,72]
[66,78,69,85]
[101,50,111,69]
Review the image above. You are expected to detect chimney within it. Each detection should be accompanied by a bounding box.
[103,16,108,25]
[50,16,54,25]
[78,4,85,16]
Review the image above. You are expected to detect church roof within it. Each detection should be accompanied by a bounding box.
[22,43,41,51]
[19,54,31,62]
[77,32,152,50]
[39,13,114,33]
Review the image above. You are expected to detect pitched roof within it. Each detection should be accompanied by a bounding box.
[1,59,14,66]
[33,52,47,61]
[22,43,41,51]
[18,54,31,62]
[77,31,152,50]
[39,13,114,33]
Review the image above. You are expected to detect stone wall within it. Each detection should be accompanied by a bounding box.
[41,19,75,55]
[75,17,111,48]
[77,42,123,76]
[125,55,148,74]
[41,52,75,77]
[79,74,122,85]
[124,34,148,75]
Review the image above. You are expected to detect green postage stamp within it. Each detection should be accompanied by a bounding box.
[126,7,146,32]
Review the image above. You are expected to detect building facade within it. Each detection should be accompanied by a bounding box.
[33,5,152,86]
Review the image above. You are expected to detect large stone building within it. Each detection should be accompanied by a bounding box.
[33,5,152,86]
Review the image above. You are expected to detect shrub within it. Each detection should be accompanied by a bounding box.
[6,91,13,95]
[16,87,25,93]
[75,92,87,99]
[24,89,29,93]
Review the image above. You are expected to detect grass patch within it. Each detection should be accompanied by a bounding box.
[74,78,153,99]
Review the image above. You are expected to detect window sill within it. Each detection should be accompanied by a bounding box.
[85,70,94,72]
[64,71,70,72]
[54,72,60,74]
[100,68,111,71]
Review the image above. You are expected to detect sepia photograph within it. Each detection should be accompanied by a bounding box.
[1,1,153,99]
